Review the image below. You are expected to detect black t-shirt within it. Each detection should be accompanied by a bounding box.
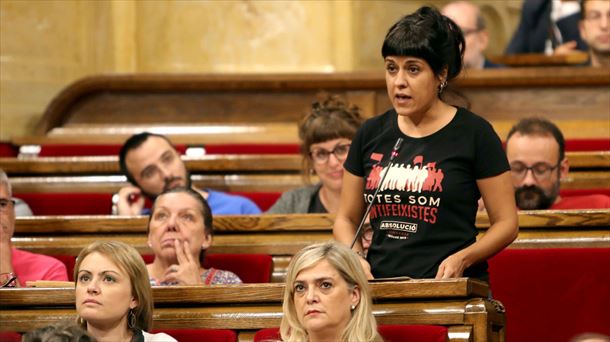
[344,107,509,279]
[308,189,328,213]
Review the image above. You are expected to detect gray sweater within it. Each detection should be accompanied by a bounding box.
[266,184,322,214]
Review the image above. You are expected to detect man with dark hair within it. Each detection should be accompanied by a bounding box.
[441,1,502,69]
[506,118,609,210]
[115,132,261,215]
[579,0,610,67]
[0,169,68,287]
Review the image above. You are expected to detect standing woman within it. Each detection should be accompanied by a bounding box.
[267,95,363,214]
[333,6,518,281]
[75,241,176,342]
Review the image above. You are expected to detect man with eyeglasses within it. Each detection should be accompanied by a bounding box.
[579,0,610,67]
[115,132,260,216]
[0,169,68,287]
[441,1,502,69]
[505,118,609,210]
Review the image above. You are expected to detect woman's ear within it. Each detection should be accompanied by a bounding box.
[201,233,213,250]
[351,285,361,308]
[130,296,138,310]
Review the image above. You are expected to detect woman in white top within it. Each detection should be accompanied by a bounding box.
[74,241,176,342]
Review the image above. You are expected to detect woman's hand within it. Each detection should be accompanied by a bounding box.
[162,240,202,285]
[435,251,467,279]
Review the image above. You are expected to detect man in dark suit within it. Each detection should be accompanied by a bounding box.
[506,0,587,55]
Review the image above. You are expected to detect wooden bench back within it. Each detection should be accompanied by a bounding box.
[12,211,610,282]
[13,67,610,145]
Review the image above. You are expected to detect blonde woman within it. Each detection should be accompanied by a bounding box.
[280,241,382,342]
[75,241,176,342]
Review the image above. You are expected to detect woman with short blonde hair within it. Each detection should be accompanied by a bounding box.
[280,241,381,342]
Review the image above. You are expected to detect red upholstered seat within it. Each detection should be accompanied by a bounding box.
[54,255,77,282]
[0,142,18,157]
[142,253,273,283]
[152,329,237,342]
[15,193,113,215]
[378,325,448,342]
[489,248,610,342]
[564,139,610,151]
[560,188,610,197]
[254,325,448,342]
[15,192,279,215]
[0,332,21,342]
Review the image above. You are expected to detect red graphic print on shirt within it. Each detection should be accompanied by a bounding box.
[365,154,444,235]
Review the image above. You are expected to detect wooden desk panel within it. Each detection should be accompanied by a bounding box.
[0,280,501,341]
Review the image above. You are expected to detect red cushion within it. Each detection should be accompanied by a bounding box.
[560,188,610,197]
[254,328,281,342]
[232,192,281,211]
[0,332,21,342]
[15,193,113,215]
[255,326,449,342]
[489,248,610,342]
[54,255,76,282]
[152,329,236,342]
[378,325,448,342]
[143,253,273,283]
[564,139,610,151]
[0,142,18,157]
[203,144,300,155]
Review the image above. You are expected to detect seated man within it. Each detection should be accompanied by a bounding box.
[0,169,68,287]
[506,118,610,209]
[441,1,502,69]
[115,132,261,215]
[506,0,587,55]
[579,0,610,67]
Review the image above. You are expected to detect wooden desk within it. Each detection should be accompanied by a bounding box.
[12,210,610,282]
[487,52,590,67]
[0,279,502,342]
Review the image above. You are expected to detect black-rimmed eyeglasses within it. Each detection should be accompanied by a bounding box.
[510,161,559,181]
[309,143,351,164]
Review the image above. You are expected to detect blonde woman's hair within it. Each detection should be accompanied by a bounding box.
[74,241,153,331]
[280,241,381,342]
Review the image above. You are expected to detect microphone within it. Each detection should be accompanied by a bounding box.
[350,137,403,249]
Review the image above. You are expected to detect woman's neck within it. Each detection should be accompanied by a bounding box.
[319,185,342,214]
[147,258,174,281]
[397,100,455,137]
[87,319,133,342]
[308,328,342,342]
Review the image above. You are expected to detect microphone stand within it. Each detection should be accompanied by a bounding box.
[350,137,403,249]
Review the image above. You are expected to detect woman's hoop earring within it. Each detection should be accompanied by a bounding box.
[438,80,448,95]
[128,309,137,329]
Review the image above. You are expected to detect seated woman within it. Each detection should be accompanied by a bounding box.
[146,187,241,285]
[267,95,363,214]
[74,240,176,342]
[280,241,382,342]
